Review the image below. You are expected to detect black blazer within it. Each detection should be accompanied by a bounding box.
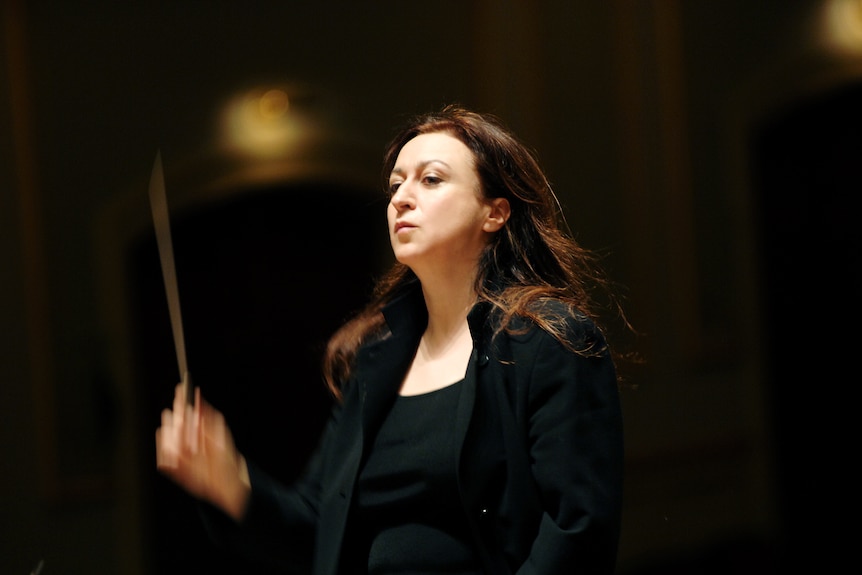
[205,285,623,574]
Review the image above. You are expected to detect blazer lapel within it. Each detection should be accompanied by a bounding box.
[357,284,427,439]
[356,332,418,438]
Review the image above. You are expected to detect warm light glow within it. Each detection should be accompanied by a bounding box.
[220,87,307,158]
[821,0,862,54]
[259,89,290,120]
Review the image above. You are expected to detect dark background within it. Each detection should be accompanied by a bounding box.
[2,1,859,573]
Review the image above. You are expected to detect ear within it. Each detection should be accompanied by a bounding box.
[482,197,511,233]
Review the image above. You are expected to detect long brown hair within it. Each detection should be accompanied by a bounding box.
[322,104,635,399]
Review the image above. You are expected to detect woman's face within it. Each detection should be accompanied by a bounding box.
[387,131,506,273]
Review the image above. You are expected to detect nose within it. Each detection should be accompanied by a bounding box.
[389,180,415,211]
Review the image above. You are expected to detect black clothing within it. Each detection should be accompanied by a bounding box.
[204,284,624,575]
[347,380,481,574]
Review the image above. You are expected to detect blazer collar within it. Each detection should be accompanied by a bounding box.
[354,285,426,435]
[379,283,496,353]
[354,284,497,435]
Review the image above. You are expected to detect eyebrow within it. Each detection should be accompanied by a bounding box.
[390,159,451,177]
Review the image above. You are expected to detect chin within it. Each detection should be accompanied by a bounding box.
[392,249,420,267]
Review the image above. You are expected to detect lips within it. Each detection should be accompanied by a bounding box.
[394,221,416,233]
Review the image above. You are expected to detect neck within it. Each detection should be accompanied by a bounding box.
[418,274,477,355]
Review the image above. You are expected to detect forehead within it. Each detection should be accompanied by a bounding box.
[393,132,474,170]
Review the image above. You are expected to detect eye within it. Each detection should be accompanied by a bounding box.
[388,181,402,195]
[422,175,442,186]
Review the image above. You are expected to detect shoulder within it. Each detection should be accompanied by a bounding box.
[484,302,619,411]
[504,299,607,355]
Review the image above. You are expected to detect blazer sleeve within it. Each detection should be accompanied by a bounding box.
[197,402,344,574]
[516,316,624,575]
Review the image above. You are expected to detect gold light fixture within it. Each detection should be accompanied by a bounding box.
[821,0,862,55]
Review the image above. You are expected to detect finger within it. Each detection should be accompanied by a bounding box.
[202,408,225,447]
[159,409,179,450]
[158,409,174,449]
[155,426,176,469]
[182,387,202,454]
[188,389,202,454]
[172,382,185,419]
[160,407,174,430]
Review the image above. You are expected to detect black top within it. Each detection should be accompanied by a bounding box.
[207,287,623,575]
[345,379,482,574]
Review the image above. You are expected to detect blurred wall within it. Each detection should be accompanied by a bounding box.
[2,1,860,574]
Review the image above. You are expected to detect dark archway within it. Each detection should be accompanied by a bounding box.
[128,181,389,574]
[751,80,861,570]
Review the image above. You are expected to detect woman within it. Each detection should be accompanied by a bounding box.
[156,104,629,574]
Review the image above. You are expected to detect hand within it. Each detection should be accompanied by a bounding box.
[155,383,251,521]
